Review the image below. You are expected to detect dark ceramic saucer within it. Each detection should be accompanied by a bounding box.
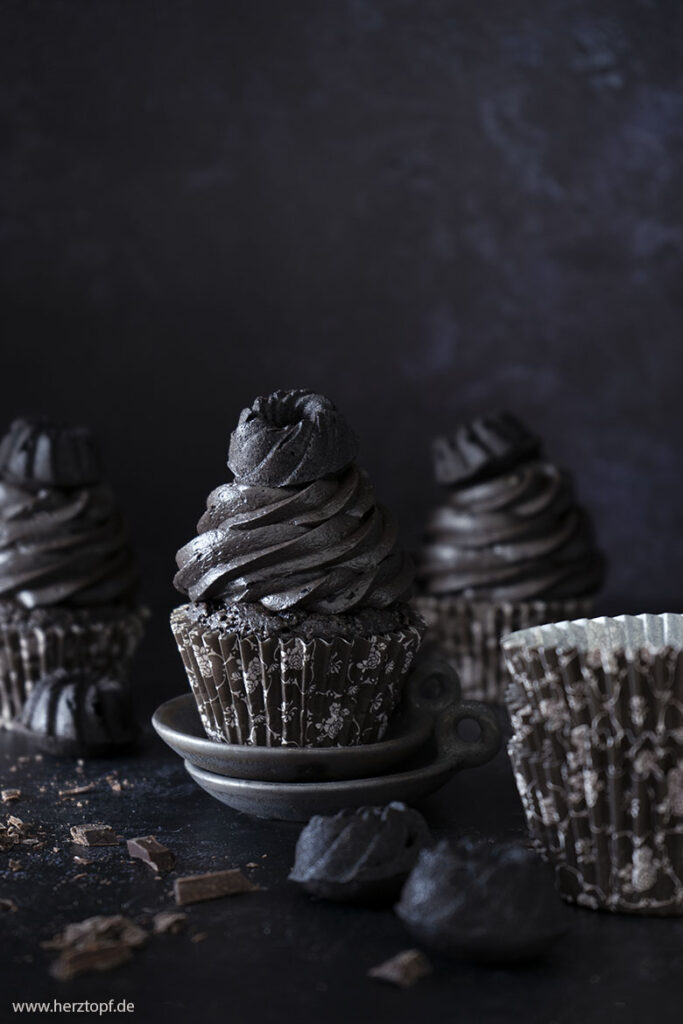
[152,658,461,783]
[182,699,502,821]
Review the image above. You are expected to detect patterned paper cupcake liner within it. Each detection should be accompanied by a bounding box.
[0,608,147,728]
[502,613,683,915]
[170,605,424,747]
[413,596,593,703]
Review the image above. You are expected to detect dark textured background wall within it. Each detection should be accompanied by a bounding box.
[2,1,682,702]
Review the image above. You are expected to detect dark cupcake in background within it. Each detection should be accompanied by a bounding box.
[171,389,425,747]
[0,417,147,729]
[414,412,605,702]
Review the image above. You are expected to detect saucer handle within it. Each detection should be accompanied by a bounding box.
[405,658,462,717]
[435,700,501,770]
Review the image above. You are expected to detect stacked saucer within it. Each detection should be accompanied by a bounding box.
[153,659,501,821]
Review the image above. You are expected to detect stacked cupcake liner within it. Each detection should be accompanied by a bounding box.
[171,605,424,747]
[414,596,593,702]
[0,609,147,728]
[503,614,683,915]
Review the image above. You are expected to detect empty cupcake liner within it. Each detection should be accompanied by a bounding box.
[0,609,147,728]
[503,613,683,915]
[413,596,593,703]
[170,605,424,747]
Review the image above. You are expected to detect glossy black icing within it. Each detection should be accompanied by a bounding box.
[17,669,137,757]
[289,802,431,903]
[227,390,358,487]
[396,836,570,962]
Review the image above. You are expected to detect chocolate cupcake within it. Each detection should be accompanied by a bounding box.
[503,613,683,915]
[171,390,424,747]
[414,413,605,701]
[0,418,146,727]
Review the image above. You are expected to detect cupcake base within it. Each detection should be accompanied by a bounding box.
[170,602,425,748]
[0,604,147,728]
[504,614,683,915]
[413,596,594,703]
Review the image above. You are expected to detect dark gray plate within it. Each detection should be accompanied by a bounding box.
[182,700,502,821]
[152,658,462,783]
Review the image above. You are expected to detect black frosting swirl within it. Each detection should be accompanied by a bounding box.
[418,433,605,601]
[0,417,102,489]
[432,412,540,487]
[0,419,138,609]
[174,463,414,611]
[227,390,358,487]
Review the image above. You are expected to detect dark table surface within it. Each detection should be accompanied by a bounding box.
[1,710,682,1024]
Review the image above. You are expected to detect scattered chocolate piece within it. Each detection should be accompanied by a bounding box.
[70,823,119,847]
[0,897,18,912]
[190,932,208,944]
[59,783,97,797]
[106,775,122,793]
[174,869,258,906]
[1,815,43,851]
[71,872,88,882]
[152,911,187,935]
[1,789,21,803]
[368,949,433,989]
[52,946,131,981]
[9,858,21,872]
[127,835,175,874]
[396,837,571,964]
[246,862,259,869]
[45,915,148,981]
[73,855,92,866]
[289,803,431,905]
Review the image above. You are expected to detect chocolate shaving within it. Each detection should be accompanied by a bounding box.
[1,789,21,803]
[70,824,119,847]
[152,911,187,935]
[59,783,97,798]
[0,897,18,912]
[368,949,433,989]
[174,869,258,906]
[45,915,148,981]
[127,835,175,874]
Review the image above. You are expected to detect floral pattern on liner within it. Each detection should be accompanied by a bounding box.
[170,606,423,747]
[0,611,147,728]
[504,640,683,915]
[413,597,593,702]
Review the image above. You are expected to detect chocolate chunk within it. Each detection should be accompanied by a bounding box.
[70,823,119,847]
[0,897,18,912]
[127,835,175,874]
[396,837,571,963]
[45,915,148,981]
[152,911,187,935]
[52,945,132,981]
[1,789,21,803]
[289,803,431,905]
[174,869,258,906]
[368,950,433,988]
